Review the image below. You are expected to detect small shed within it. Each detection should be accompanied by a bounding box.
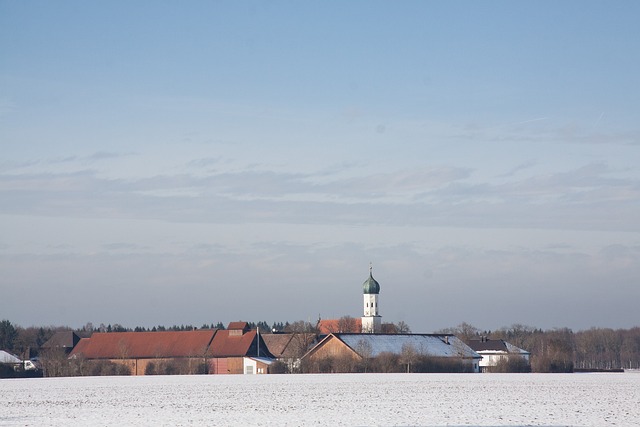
[243,357,273,374]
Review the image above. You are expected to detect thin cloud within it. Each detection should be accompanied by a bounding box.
[87,151,126,161]
[1,162,638,232]
[497,160,537,178]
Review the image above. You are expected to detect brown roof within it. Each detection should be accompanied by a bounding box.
[207,329,258,357]
[262,334,295,358]
[467,339,530,355]
[42,331,81,349]
[467,339,508,352]
[69,331,216,359]
[227,322,249,331]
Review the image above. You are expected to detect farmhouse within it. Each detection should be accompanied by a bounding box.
[206,321,273,374]
[467,337,531,372]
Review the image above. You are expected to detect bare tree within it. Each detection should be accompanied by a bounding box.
[400,343,418,373]
[355,339,373,372]
[337,316,358,333]
[437,322,480,343]
[285,321,318,359]
[396,321,411,334]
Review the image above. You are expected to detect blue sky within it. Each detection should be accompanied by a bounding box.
[1,1,639,331]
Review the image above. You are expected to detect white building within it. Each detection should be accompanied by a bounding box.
[467,338,531,372]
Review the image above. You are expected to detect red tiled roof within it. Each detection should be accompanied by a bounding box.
[70,338,92,357]
[227,322,249,331]
[206,329,258,357]
[69,331,216,359]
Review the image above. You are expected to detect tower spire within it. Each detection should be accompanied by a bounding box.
[361,263,381,333]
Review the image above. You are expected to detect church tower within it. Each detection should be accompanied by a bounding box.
[361,264,382,333]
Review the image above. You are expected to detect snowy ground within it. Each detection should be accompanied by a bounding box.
[1,373,639,426]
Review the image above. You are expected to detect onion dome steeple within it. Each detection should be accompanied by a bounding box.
[362,264,380,294]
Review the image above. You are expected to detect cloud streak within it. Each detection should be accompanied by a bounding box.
[1,161,638,232]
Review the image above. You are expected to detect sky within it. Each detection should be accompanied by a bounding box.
[1,1,639,332]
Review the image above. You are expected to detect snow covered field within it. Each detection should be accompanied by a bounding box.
[2,373,639,426]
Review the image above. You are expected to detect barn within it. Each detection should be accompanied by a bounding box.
[69,322,273,375]
[302,333,481,373]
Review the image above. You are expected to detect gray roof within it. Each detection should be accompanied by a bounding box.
[42,331,81,349]
[467,339,530,355]
[335,334,481,359]
[504,341,530,355]
[0,350,21,364]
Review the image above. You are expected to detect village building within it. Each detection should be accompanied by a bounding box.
[70,330,215,375]
[302,333,481,373]
[467,337,531,372]
[243,357,273,374]
[69,322,274,375]
[42,331,82,354]
[206,322,273,374]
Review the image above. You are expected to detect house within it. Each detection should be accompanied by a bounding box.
[302,333,481,373]
[467,338,531,372]
[206,322,273,374]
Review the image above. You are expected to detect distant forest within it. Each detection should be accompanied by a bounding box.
[2,319,639,373]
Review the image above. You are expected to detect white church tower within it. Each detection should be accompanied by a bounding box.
[361,264,382,333]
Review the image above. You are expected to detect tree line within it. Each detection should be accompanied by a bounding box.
[2,319,640,374]
[439,322,640,372]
